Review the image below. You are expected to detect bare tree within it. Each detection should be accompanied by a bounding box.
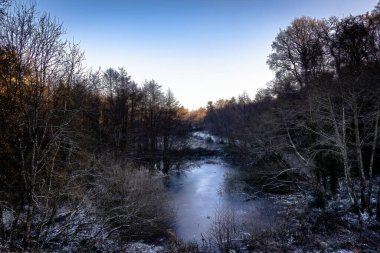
[267,17,326,89]
[0,3,86,248]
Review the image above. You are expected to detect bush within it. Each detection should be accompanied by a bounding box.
[204,207,240,252]
[95,162,173,240]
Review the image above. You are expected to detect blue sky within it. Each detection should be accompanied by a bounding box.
[34,0,378,109]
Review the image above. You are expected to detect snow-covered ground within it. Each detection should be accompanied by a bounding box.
[248,179,380,253]
[125,242,165,253]
[188,131,227,150]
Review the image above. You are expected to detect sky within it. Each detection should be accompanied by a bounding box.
[33,0,378,110]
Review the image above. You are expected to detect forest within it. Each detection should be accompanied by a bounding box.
[205,5,380,209]
[0,0,380,252]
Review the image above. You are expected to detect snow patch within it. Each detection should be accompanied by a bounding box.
[125,242,164,253]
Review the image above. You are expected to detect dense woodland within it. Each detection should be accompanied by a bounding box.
[0,2,190,250]
[1,0,380,252]
[205,3,380,217]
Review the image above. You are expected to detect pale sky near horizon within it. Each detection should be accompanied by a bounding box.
[33,0,378,110]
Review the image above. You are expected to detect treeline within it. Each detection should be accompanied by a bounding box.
[88,68,188,157]
[204,3,380,218]
[0,2,188,250]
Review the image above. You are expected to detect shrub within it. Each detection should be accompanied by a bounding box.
[95,162,173,240]
[206,207,240,252]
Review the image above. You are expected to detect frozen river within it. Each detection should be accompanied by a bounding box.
[165,132,277,242]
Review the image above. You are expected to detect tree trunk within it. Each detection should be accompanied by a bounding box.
[353,101,367,211]
[377,183,380,223]
[368,107,379,213]
[328,96,357,206]
[0,206,4,239]
[22,203,34,249]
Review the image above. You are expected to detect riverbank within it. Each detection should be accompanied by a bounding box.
[123,190,380,253]
[166,132,380,252]
[4,130,373,253]
[247,192,380,252]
